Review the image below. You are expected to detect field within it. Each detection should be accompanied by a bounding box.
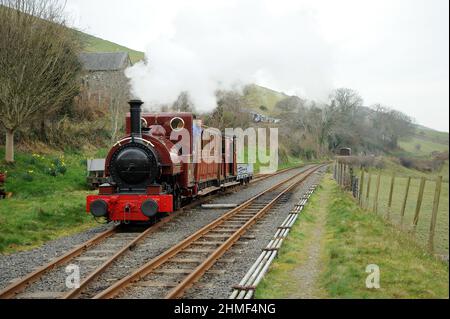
[359,169,449,256]
[256,175,449,298]
[399,136,448,157]
[398,125,449,158]
[0,148,100,253]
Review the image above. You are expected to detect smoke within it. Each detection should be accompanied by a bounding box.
[125,0,334,112]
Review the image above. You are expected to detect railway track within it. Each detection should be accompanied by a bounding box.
[0,164,320,299]
[250,165,302,183]
[0,215,177,299]
[93,164,324,299]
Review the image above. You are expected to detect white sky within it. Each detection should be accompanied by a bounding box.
[63,0,449,131]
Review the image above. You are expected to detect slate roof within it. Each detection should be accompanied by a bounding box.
[79,52,131,71]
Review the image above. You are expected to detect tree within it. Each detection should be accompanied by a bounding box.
[172,91,193,112]
[275,96,305,112]
[327,88,365,151]
[204,90,249,129]
[330,88,363,114]
[371,104,414,150]
[0,0,81,162]
[106,72,130,142]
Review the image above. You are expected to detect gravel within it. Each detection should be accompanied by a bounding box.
[184,167,327,299]
[0,225,111,291]
[0,165,313,298]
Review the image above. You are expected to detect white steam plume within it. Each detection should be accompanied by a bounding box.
[125,0,334,112]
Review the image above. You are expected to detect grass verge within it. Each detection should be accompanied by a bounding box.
[0,148,98,254]
[256,175,449,298]
[255,180,327,298]
[321,175,448,298]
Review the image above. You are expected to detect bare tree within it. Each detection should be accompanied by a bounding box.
[106,72,129,142]
[0,0,81,162]
[371,104,414,149]
[172,91,193,112]
[330,88,363,114]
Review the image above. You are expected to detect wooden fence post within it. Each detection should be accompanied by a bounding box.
[359,170,365,206]
[412,177,426,233]
[336,162,340,185]
[336,161,341,185]
[333,161,337,180]
[428,176,443,253]
[373,172,381,214]
[400,176,411,228]
[365,173,372,209]
[386,173,396,220]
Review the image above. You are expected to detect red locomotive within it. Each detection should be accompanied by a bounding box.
[87,100,253,222]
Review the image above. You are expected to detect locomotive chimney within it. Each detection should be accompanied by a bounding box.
[129,99,143,138]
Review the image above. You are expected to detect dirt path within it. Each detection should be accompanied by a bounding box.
[289,205,326,299]
[287,187,328,299]
[255,178,330,299]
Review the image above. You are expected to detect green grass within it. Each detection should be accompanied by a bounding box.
[256,175,449,298]
[399,136,448,157]
[75,30,145,64]
[0,147,98,253]
[362,157,449,182]
[398,125,448,158]
[415,125,449,145]
[321,176,448,298]
[359,169,449,256]
[243,84,288,114]
[255,181,327,298]
[241,143,313,174]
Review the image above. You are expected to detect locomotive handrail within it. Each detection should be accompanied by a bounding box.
[113,137,155,148]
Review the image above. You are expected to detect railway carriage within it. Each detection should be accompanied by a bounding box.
[87,100,253,223]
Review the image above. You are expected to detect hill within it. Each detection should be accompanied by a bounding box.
[242,85,448,158]
[243,84,289,113]
[75,30,144,64]
[399,125,449,157]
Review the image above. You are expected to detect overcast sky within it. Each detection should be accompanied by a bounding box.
[63,0,449,131]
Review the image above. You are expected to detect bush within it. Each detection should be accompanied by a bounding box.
[399,157,413,168]
[46,166,57,176]
[57,165,67,175]
[399,156,444,172]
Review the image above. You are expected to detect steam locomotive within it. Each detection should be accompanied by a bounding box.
[87,100,253,222]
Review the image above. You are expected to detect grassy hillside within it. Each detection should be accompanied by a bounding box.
[75,30,145,64]
[243,84,289,113]
[399,125,449,157]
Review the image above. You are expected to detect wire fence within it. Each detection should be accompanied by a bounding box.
[333,159,449,258]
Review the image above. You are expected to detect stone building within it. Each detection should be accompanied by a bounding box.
[76,52,132,140]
